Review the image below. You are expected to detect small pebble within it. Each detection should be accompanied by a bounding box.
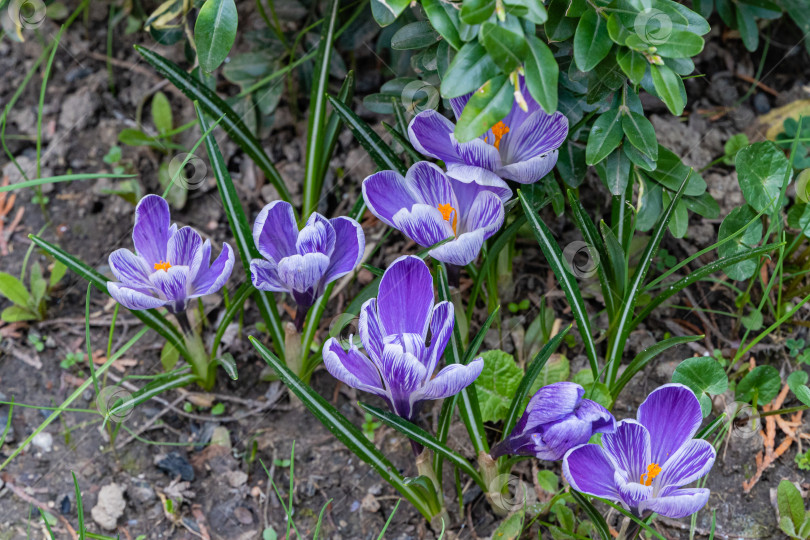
[226,470,248,488]
[156,452,195,481]
[233,506,253,525]
[91,483,126,531]
[753,92,771,114]
[60,495,71,515]
[32,432,53,453]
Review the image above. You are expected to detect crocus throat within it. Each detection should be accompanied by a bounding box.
[154,260,172,271]
[639,463,661,486]
[483,121,510,150]
[437,203,458,235]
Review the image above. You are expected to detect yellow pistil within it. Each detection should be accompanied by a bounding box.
[437,203,458,235]
[154,260,172,271]
[639,463,662,486]
[484,120,510,150]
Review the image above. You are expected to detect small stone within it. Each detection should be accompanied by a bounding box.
[250,486,262,498]
[361,493,380,513]
[127,480,156,504]
[753,93,771,114]
[91,483,126,531]
[233,506,253,525]
[32,432,53,453]
[226,471,248,488]
[60,495,71,515]
[156,452,195,481]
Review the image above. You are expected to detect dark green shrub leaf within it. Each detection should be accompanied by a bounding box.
[461,0,496,24]
[574,9,612,71]
[650,64,685,115]
[391,21,441,50]
[585,107,623,165]
[440,41,499,98]
[479,22,529,74]
[195,0,238,73]
[455,74,513,141]
[524,35,558,113]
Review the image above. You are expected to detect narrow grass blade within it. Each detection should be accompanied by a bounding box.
[107,373,198,421]
[611,335,704,399]
[73,472,86,540]
[320,72,356,182]
[327,95,407,175]
[568,191,616,318]
[0,173,136,193]
[134,45,291,202]
[570,491,610,540]
[29,235,187,356]
[436,264,488,454]
[630,243,782,329]
[501,325,571,438]
[303,0,340,218]
[211,281,253,358]
[360,403,487,491]
[606,171,692,384]
[196,105,285,356]
[250,336,434,519]
[519,190,599,379]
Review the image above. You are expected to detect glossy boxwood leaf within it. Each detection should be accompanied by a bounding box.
[595,147,630,196]
[653,30,704,58]
[422,0,463,50]
[650,64,685,115]
[671,356,728,416]
[440,41,499,98]
[573,9,612,71]
[195,0,238,73]
[391,21,441,50]
[606,13,632,44]
[635,173,663,231]
[616,48,646,84]
[524,35,558,113]
[717,205,763,280]
[504,0,548,24]
[736,365,781,404]
[622,112,657,161]
[586,54,625,104]
[624,142,657,171]
[663,193,688,238]
[647,146,706,196]
[479,22,529,74]
[736,141,791,214]
[455,74,513,141]
[545,0,577,41]
[461,0,496,24]
[683,192,720,219]
[557,141,587,187]
[371,0,410,26]
[585,107,623,165]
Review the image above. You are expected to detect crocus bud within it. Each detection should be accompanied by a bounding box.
[490,382,615,461]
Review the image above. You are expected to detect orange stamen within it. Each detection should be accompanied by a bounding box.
[489,121,510,150]
[437,203,458,235]
[154,260,172,271]
[639,463,662,486]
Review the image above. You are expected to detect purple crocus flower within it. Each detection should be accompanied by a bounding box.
[491,382,615,461]
[362,162,509,266]
[323,255,483,421]
[107,195,235,314]
[408,80,568,185]
[250,201,365,318]
[563,384,716,519]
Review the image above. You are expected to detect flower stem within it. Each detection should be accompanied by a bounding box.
[174,312,214,390]
[294,306,307,333]
[478,451,508,516]
[415,449,449,529]
[446,264,461,288]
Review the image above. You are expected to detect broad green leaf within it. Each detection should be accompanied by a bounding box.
[574,9,612,71]
[391,21,441,50]
[370,0,410,26]
[474,350,523,422]
[736,365,781,404]
[786,204,810,237]
[778,480,806,531]
[571,370,612,408]
[787,371,810,407]
[151,91,173,135]
[525,35,558,113]
[479,23,529,74]
[49,260,67,288]
[504,0,548,24]
[622,112,657,160]
[717,205,763,281]
[422,0,463,50]
[736,141,791,214]
[586,107,623,165]
[683,192,720,219]
[161,341,180,371]
[455,75,513,142]
[214,353,239,380]
[29,261,47,309]
[650,64,685,116]
[612,335,704,399]
[635,172,663,231]
[195,0,238,73]
[531,354,570,391]
[441,42,499,98]
[671,357,728,416]
[491,510,524,540]
[461,0,496,24]
[545,0,577,41]
[662,193,688,238]
[648,146,706,196]
[616,48,646,85]
[741,308,764,331]
[0,272,30,306]
[652,31,704,58]
[595,147,631,197]
[1,306,38,322]
[536,470,559,493]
